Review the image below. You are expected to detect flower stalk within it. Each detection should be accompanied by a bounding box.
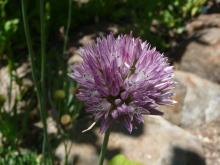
[21,0,52,163]
[98,128,111,165]
[63,0,72,164]
[40,0,53,164]
[63,0,72,56]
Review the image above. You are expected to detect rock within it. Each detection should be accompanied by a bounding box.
[109,116,204,165]
[0,66,17,111]
[34,117,58,134]
[55,116,204,165]
[55,142,98,165]
[189,119,220,165]
[186,14,220,35]
[163,71,220,128]
[178,27,220,83]
[0,63,32,112]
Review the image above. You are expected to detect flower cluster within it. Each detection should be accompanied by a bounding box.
[70,34,175,133]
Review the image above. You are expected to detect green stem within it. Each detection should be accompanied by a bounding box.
[64,141,68,165]
[21,0,38,88]
[8,59,13,111]
[40,0,46,85]
[40,0,52,164]
[63,133,73,165]
[63,0,72,56]
[63,0,72,113]
[98,129,111,165]
[21,0,52,164]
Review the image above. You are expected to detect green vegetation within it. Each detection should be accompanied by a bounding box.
[108,154,143,165]
[0,147,38,165]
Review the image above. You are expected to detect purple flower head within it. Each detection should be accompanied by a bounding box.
[70,34,175,133]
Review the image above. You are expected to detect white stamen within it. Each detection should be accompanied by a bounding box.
[82,122,96,133]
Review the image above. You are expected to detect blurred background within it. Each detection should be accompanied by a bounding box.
[0,0,220,164]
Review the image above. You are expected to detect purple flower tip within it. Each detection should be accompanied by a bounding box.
[70,34,175,133]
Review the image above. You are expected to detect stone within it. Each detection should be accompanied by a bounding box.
[55,142,98,165]
[177,14,220,84]
[0,63,32,112]
[163,71,220,128]
[186,14,220,35]
[178,27,220,83]
[55,116,204,165]
[108,116,204,165]
[189,119,220,165]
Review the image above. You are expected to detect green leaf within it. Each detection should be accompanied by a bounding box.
[4,19,19,32]
[0,94,5,108]
[108,154,143,165]
[191,7,198,16]
[0,112,17,144]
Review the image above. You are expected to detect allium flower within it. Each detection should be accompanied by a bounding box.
[70,34,175,133]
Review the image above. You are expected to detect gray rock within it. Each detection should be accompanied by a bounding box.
[186,14,220,35]
[109,116,204,165]
[189,119,220,165]
[55,142,98,165]
[163,71,220,128]
[0,63,32,112]
[55,116,204,165]
[179,27,220,83]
